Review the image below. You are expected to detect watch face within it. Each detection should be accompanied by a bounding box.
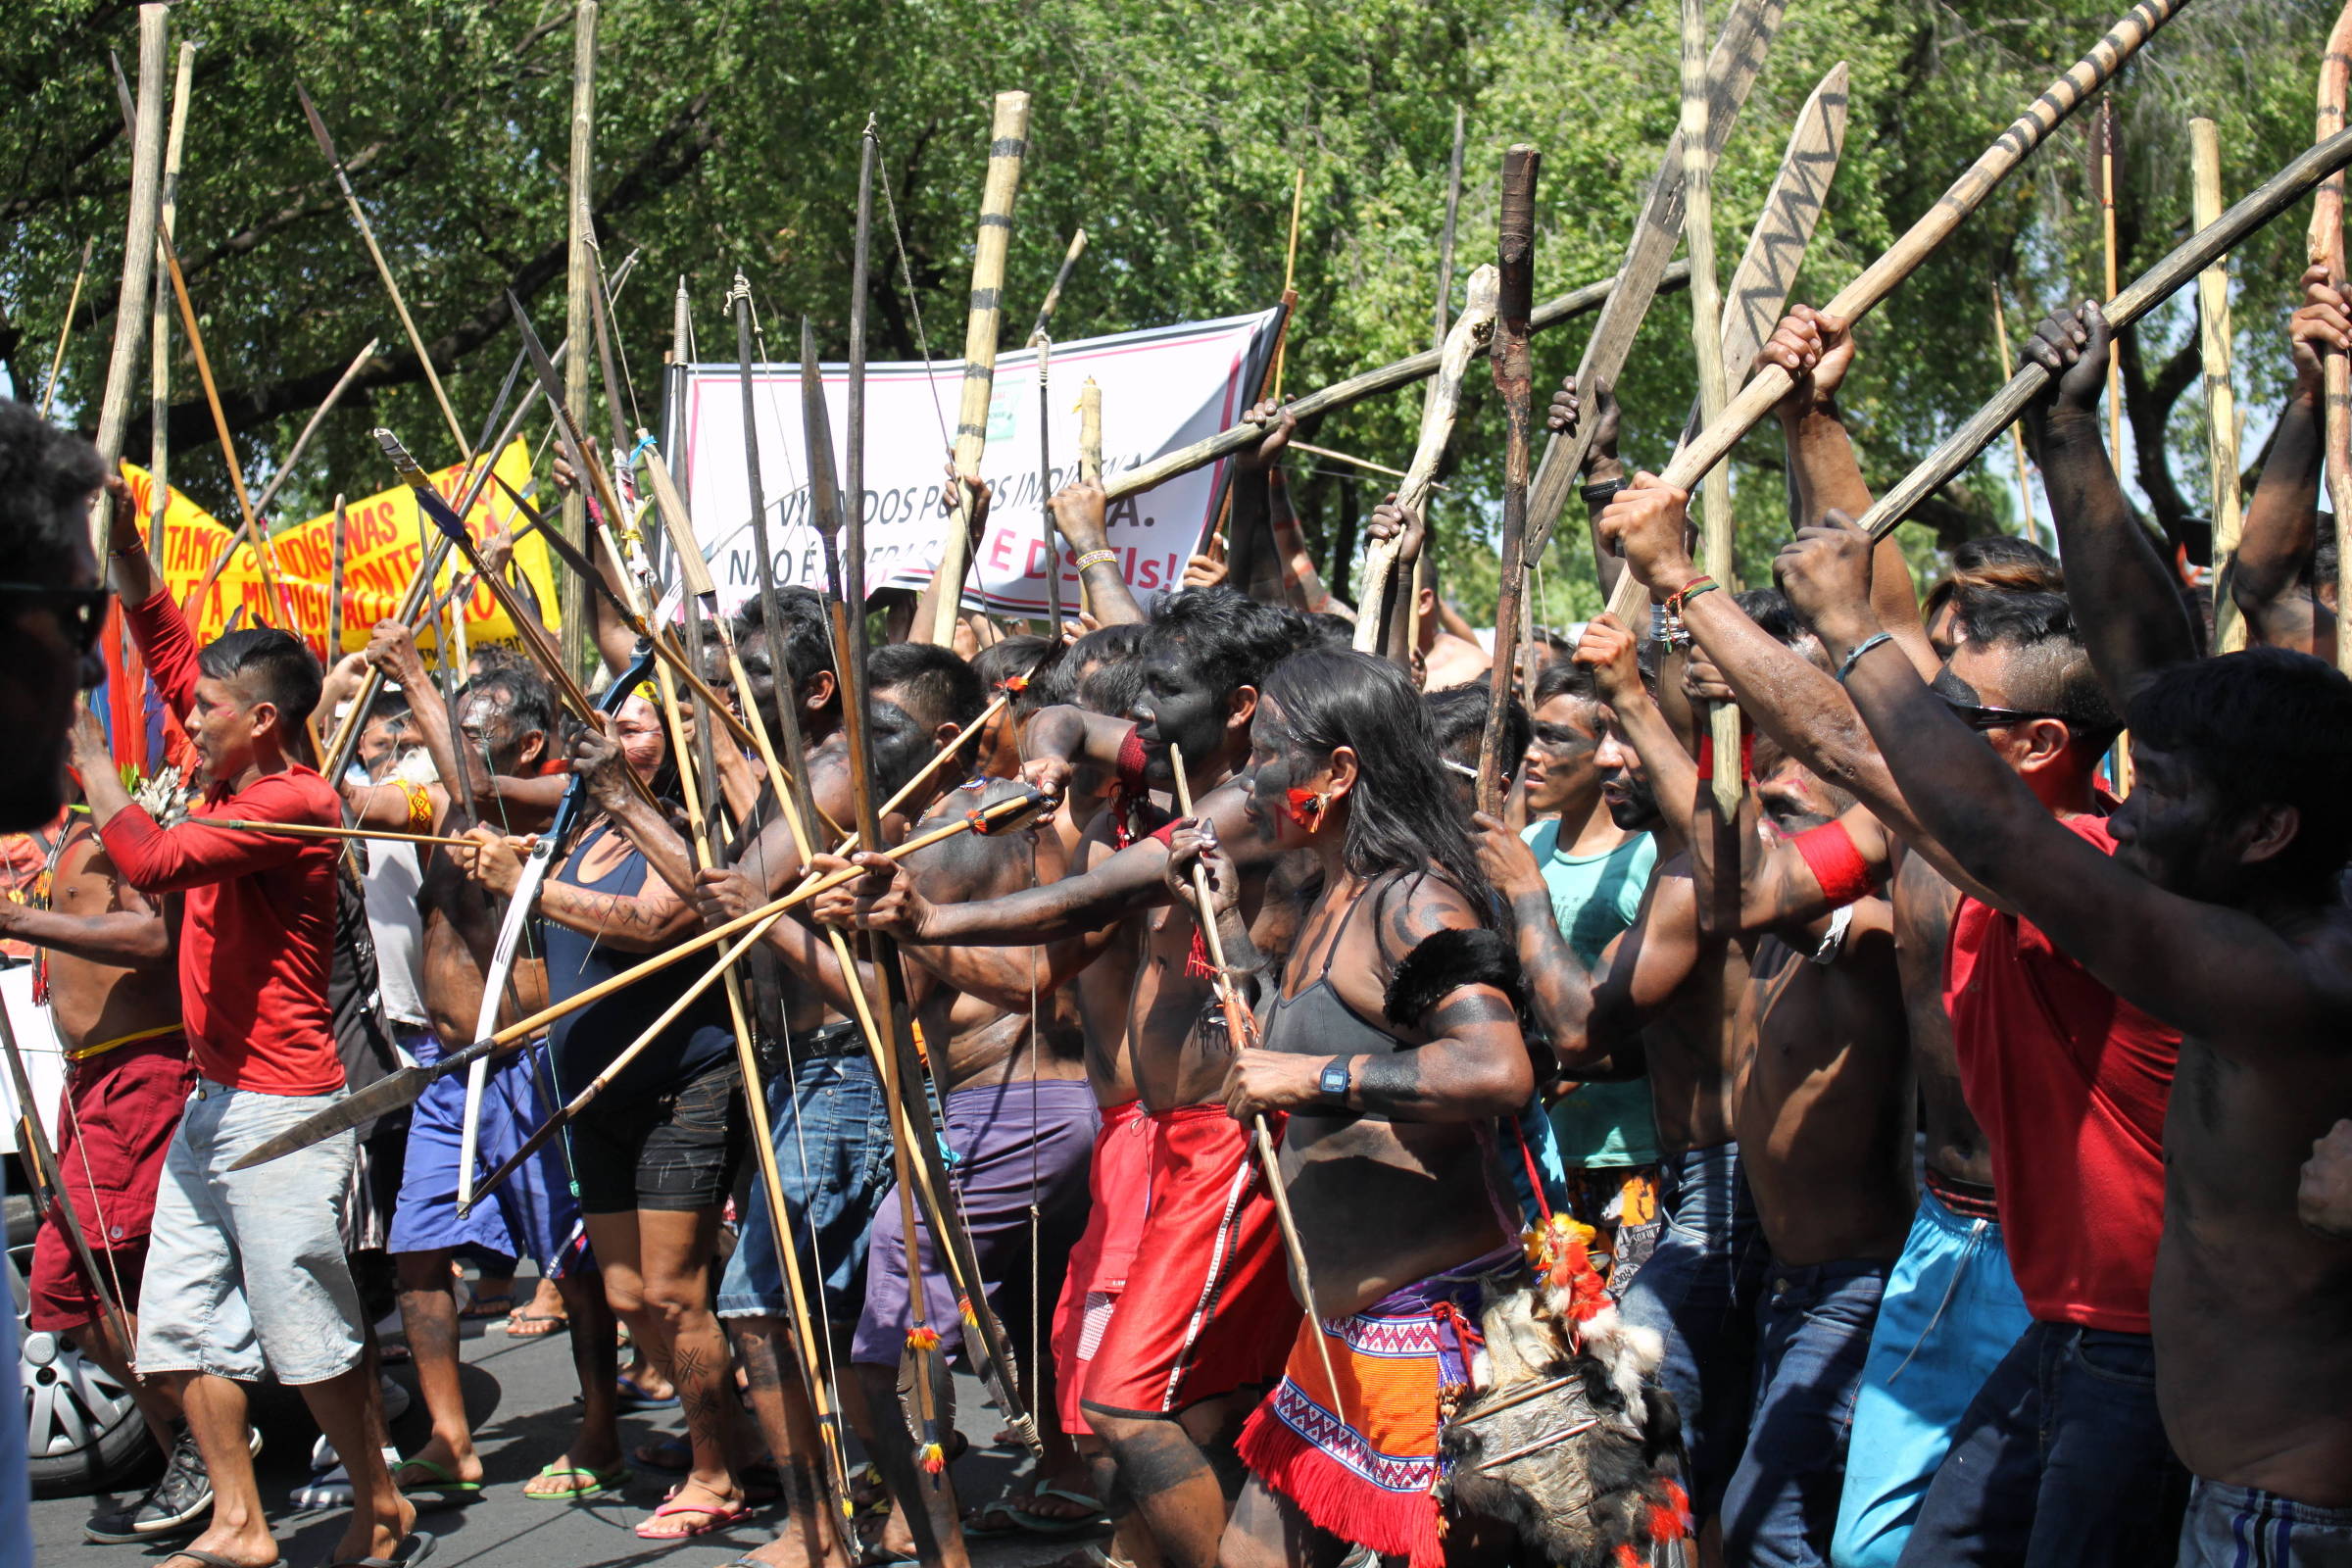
[1320,1060,1348,1095]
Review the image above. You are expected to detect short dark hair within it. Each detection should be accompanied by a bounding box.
[199,628,322,729]
[1953,587,2121,747]
[1304,612,1355,651]
[0,399,102,587]
[2127,646,2352,884]
[1532,657,1597,710]
[460,665,556,751]
[1040,621,1147,711]
[466,644,532,678]
[972,634,1052,715]
[734,586,837,695]
[1078,656,1144,718]
[1738,587,1807,647]
[1424,684,1531,771]
[1146,586,1312,702]
[867,641,986,739]
[1925,534,2066,625]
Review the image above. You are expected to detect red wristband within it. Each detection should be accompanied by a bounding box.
[1792,819,1882,908]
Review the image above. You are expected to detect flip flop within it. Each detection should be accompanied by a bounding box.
[632,1494,754,1540]
[457,1293,515,1321]
[157,1553,269,1568]
[503,1309,569,1339]
[524,1459,631,1501]
[316,1530,436,1568]
[615,1371,679,1410]
[632,1433,694,1472]
[961,1497,1034,1539]
[389,1457,483,1504]
[1006,1484,1111,1535]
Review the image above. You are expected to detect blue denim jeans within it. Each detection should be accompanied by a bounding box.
[715,1052,897,1327]
[1617,1141,1770,1517]
[1721,1258,1886,1567]
[1894,1320,2190,1568]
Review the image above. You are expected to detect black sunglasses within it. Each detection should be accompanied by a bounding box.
[1936,693,2068,731]
[0,583,114,654]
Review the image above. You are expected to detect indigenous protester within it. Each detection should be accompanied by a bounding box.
[86,480,417,1568]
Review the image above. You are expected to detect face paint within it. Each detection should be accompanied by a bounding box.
[1133,643,1232,784]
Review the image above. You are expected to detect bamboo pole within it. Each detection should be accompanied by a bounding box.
[37,239,94,421]
[1857,122,2352,541]
[90,5,170,553]
[208,818,482,850]
[1990,286,2042,546]
[1407,113,1468,658]
[1480,149,1539,818]
[2191,121,2243,653]
[2315,0,2352,675]
[1681,0,1741,821]
[1078,377,1102,616]
[923,91,1033,645]
[561,0,599,680]
[1271,165,1307,402]
[328,495,348,657]
[1601,0,2191,624]
[147,40,194,552]
[1028,227,1089,344]
[2101,96,2128,472]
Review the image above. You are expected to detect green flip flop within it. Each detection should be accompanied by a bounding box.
[390,1457,484,1504]
[525,1459,632,1501]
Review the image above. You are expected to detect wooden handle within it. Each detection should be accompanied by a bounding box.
[91,3,170,528]
[2192,119,2244,654]
[1478,149,1540,816]
[1680,0,1741,821]
[925,90,1033,643]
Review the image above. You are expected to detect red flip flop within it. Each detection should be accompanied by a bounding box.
[632,1494,752,1541]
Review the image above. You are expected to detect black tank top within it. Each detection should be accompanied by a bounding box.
[1262,873,1417,1078]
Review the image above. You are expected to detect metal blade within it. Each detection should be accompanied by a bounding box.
[227,1064,438,1170]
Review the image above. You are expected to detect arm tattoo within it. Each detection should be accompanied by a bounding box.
[1352,1052,1433,1114]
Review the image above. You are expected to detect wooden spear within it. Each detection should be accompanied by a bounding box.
[1480,148,1540,819]
[1525,0,1788,566]
[2192,119,2245,653]
[89,5,169,553]
[1028,227,1089,344]
[1035,333,1065,632]
[923,91,1033,645]
[2315,0,2352,675]
[560,0,600,680]
[37,238,94,421]
[1350,266,1500,660]
[1601,0,2191,624]
[1990,286,2042,546]
[328,494,348,656]
[1856,122,2352,542]
[147,40,193,552]
[1681,0,1741,821]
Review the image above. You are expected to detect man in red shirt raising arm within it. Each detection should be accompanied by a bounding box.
[79,485,420,1568]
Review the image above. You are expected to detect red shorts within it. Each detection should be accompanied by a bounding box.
[27,1035,193,1332]
[1052,1100,1155,1436]
[1080,1103,1301,1419]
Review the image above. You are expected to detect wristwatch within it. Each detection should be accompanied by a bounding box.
[1318,1056,1351,1103]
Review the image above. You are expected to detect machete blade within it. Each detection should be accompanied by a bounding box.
[227,1063,438,1170]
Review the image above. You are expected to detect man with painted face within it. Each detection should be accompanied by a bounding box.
[342,622,623,1506]
[1599,411,2196,1562]
[825,587,1314,1568]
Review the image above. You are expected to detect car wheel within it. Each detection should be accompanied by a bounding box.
[7,1190,159,1496]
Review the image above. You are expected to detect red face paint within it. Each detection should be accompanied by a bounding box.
[1283,787,1325,829]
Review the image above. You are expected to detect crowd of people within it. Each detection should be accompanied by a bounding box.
[2,269,2351,1568]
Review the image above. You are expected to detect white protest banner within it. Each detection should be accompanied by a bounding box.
[672,309,1281,616]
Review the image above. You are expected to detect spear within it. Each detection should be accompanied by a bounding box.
[1601,0,2192,623]
[147,40,194,553]
[2192,119,2244,653]
[1856,122,2352,542]
[37,238,95,422]
[1480,149,1540,818]
[89,4,169,554]
[1028,228,1089,345]
[1680,0,1741,822]
[2315,0,2352,674]
[923,91,1034,645]
[1034,333,1066,631]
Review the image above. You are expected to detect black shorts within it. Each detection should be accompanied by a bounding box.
[569,1057,746,1215]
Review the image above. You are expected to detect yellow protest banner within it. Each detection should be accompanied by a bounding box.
[125,439,561,658]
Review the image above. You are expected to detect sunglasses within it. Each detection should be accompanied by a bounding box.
[0,583,114,654]
[1936,693,2068,731]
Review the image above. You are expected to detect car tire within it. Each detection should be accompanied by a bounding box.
[7,1186,160,1496]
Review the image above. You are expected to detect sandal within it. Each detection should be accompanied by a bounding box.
[632,1433,693,1473]
[524,1459,631,1501]
[504,1308,569,1339]
[632,1486,753,1540]
[390,1457,483,1504]
[1006,1484,1110,1535]
[615,1371,678,1410]
[456,1293,515,1322]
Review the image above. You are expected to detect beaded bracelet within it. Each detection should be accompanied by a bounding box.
[1073,549,1119,572]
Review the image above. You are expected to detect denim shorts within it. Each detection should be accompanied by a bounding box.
[717,1051,897,1328]
[567,1056,746,1215]
[136,1079,368,1386]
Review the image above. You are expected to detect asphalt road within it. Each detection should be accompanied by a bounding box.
[29,1278,1100,1568]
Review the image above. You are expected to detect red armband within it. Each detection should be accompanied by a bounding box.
[1791,819,1882,909]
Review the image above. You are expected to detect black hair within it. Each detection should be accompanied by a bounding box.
[1423,684,1531,773]
[1078,656,1145,718]
[368,690,414,726]
[733,586,837,696]
[867,641,986,740]
[1532,657,1598,711]
[199,628,323,730]
[0,399,102,587]
[1261,648,1499,928]
[466,644,532,677]
[1738,587,1807,647]
[1042,621,1148,713]
[459,665,556,759]
[2127,646,2352,885]
[1924,534,2066,624]
[1147,586,1313,703]
[1951,587,2121,747]
[971,634,1053,716]
[1304,612,1356,651]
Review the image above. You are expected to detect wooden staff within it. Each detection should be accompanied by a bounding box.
[89,3,169,550]
[1480,150,1540,818]
[1078,377,1102,615]
[2316,0,2352,675]
[37,238,94,421]
[923,91,1033,646]
[1110,263,1688,511]
[1167,744,1345,1416]
[147,40,193,552]
[2193,119,2245,653]
[1680,0,1741,821]
[1035,333,1065,631]
[561,0,600,679]
[1269,164,1308,404]
[2100,96,2128,471]
[327,495,348,657]
[1028,227,1089,344]
[1351,266,1500,659]
[1991,287,2041,546]
[1405,112,1470,659]
[1601,0,2191,624]
[297,81,466,461]
[1855,122,2352,542]
[1526,0,1788,565]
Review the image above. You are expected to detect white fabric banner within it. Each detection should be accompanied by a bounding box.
[672,309,1280,617]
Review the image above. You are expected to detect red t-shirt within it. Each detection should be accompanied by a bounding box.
[1943,811,2180,1333]
[97,590,344,1096]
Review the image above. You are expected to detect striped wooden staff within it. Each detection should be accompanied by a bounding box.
[924,90,1033,645]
